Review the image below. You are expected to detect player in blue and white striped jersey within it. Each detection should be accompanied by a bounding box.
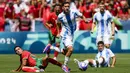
[74,41,116,69]
[91,3,115,49]
[57,2,87,66]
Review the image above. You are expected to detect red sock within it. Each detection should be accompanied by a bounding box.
[22,67,37,72]
[54,51,59,58]
[48,58,62,67]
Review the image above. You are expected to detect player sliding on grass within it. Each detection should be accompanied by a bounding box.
[74,41,116,70]
[12,46,70,73]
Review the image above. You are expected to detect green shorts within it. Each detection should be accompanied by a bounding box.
[34,58,43,69]
[48,31,61,44]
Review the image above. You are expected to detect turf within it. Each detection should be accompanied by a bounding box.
[0,54,130,73]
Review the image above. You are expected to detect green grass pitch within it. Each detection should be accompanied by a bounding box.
[0,54,130,73]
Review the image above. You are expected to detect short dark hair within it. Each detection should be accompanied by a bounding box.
[97,41,104,45]
[14,46,21,51]
[62,2,70,6]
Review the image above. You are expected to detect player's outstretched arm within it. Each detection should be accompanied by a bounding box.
[12,58,27,72]
[111,56,116,67]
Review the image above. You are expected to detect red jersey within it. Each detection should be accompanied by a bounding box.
[47,12,61,36]
[5,6,14,19]
[29,5,40,18]
[82,5,92,18]
[20,51,36,67]
[0,3,5,17]
[42,6,51,25]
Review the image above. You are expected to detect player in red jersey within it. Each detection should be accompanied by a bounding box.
[0,0,6,31]
[12,46,70,73]
[43,3,62,60]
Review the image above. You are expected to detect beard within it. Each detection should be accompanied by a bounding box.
[56,11,60,16]
[64,9,70,14]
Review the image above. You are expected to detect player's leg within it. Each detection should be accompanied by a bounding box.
[53,37,61,60]
[96,57,105,67]
[74,58,97,68]
[22,66,42,72]
[103,36,111,49]
[42,56,70,73]
[63,36,73,66]
[43,31,54,53]
[96,36,103,45]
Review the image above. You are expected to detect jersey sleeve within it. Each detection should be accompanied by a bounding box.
[75,9,83,17]
[22,51,30,59]
[107,49,115,57]
[106,10,113,22]
[93,13,97,23]
[57,14,62,22]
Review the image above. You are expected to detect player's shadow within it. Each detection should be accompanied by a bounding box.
[29,41,46,53]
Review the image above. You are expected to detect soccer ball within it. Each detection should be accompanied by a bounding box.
[79,62,88,71]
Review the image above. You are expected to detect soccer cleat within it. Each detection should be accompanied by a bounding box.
[43,44,51,53]
[62,65,70,73]
[39,69,45,72]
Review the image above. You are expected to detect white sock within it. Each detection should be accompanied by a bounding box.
[93,60,97,67]
[64,56,69,65]
[83,60,89,65]
[50,46,61,52]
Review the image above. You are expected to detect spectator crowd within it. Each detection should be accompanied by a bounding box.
[0,0,129,32]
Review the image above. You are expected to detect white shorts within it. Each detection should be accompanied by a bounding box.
[96,35,110,45]
[61,35,73,48]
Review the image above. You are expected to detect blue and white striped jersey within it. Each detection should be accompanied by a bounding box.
[93,10,113,36]
[58,9,82,37]
[95,48,115,66]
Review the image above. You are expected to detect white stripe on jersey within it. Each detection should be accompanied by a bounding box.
[93,10,113,36]
[58,9,82,37]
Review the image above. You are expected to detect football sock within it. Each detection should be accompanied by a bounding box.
[48,58,62,67]
[54,51,59,58]
[84,60,89,65]
[50,46,61,52]
[22,67,38,72]
[64,56,69,65]
[93,60,97,67]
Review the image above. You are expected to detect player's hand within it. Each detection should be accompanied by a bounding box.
[56,34,60,38]
[11,70,17,72]
[90,31,93,34]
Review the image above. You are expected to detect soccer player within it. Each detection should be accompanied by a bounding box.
[43,3,62,60]
[12,46,70,73]
[57,2,87,66]
[91,3,115,49]
[74,41,116,69]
